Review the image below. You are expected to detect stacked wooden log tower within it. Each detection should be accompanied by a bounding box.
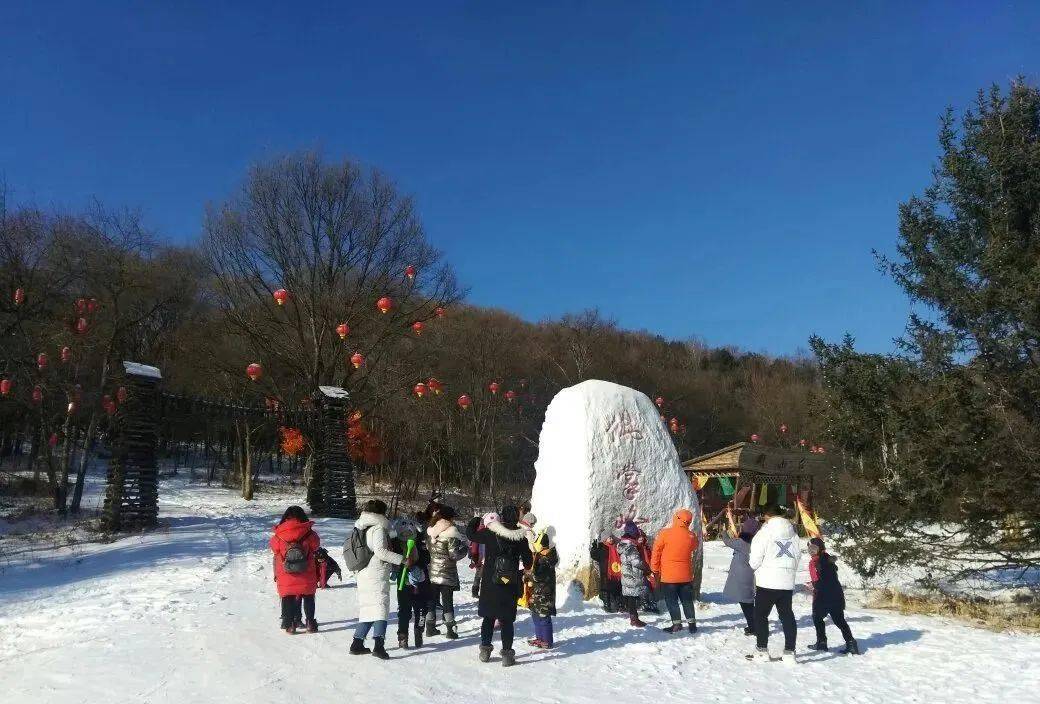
[313,386,357,518]
[103,362,162,530]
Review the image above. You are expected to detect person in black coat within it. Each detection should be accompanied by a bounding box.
[465,505,532,667]
[807,537,859,655]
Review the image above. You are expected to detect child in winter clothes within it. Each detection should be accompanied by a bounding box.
[391,520,431,649]
[616,521,651,628]
[591,535,624,613]
[270,505,321,634]
[426,505,469,640]
[808,537,859,655]
[468,514,490,598]
[526,525,559,648]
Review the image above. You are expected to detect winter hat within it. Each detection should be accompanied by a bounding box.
[482,512,500,527]
[809,537,826,551]
[520,512,537,528]
[741,516,762,537]
[673,509,693,527]
[622,521,640,538]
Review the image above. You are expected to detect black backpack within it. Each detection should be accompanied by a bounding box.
[279,532,312,574]
[491,536,519,585]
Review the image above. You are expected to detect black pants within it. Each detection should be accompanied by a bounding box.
[428,585,456,625]
[600,585,622,613]
[472,568,482,598]
[754,587,796,651]
[480,616,514,650]
[397,588,428,635]
[626,595,641,618]
[280,595,315,628]
[740,601,755,630]
[813,604,853,644]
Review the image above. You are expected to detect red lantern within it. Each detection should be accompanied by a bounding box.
[75,298,88,315]
[102,394,112,406]
[87,298,99,314]
[405,265,416,281]
[750,433,760,443]
[246,363,263,381]
[434,307,446,318]
[488,382,500,394]
[36,352,48,370]
[75,318,89,335]
[13,288,25,306]
[104,400,117,416]
[411,321,425,336]
[0,379,11,396]
[61,346,72,364]
[376,296,393,314]
[799,438,807,447]
[350,352,364,369]
[457,394,472,410]
[336,322,350,339]
[32,386,43,404]
[427,378,443,394]
[817,446,826,454]
[273,289,289,306]
[116,386,128,404]
[655,396,665,409]
[669,417,680,433]
[48,433,59,447]
[505,390,517,402]
[413,382,428,398]
[780,423,788,434]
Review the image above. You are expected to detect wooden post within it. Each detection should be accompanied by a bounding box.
[103,362,162,531]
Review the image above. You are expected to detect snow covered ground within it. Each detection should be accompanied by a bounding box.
[2,476,1038,704]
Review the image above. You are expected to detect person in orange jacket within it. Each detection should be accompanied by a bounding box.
[650,508,699,634]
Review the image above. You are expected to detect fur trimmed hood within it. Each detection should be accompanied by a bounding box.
[487,519,528,542]
[427,518,462,541]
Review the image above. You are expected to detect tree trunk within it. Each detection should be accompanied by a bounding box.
[241,421,254,500]
[70,412,99,514]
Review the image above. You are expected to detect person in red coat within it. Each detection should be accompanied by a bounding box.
[270,505,321,634]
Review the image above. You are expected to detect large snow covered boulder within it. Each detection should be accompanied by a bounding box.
[530,380,700,586]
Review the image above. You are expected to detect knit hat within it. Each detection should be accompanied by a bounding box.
[482,512,500,527]
[520,512,537,528]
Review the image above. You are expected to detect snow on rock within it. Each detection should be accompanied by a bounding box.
[122,361,162,379]
[530,379,699,581]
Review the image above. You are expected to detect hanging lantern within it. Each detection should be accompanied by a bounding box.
[669,417,680,433]
[427,377,443,394]
[246,363,263,381]
[36,352,48,371]
[348,410,363,425]
[32,386,43,404]
[799,438,807,447]
[505,390,517,402]
[780,423,788,434]
[350,352,365,369]
[817,446,826,454]
[655,396,665,409]
[116,386,128,404]
[457,394,472,410]
[87,298,99,314]
[48,433,59,448]
[411,321,425,336]
[434,306,446,318]
[488,381,500,394]
[0,379,11,396]
[336,322,350,339]
[750,433,760,443]
[405,265,416,281]
[104,400,117,416]
[376,296,393,314]
[273,289,289,306]
[75,318,89,335]
[13,288,25,306]
[61,346,72,364]
[413,382,428,398]
[75,298,88,315]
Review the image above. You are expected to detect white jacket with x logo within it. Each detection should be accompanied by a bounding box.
[748,516,801,590]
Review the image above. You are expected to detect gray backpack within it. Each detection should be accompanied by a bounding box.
[342,526,373,573]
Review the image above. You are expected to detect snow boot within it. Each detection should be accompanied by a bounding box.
[841,639,860,655]
[687,621,697,634]
[808,641,828,651]
[306,619,319,633]
[426,620,440,637]
[661,622,683,634]
[349,638,371,655]
[501,648,516,667]
[630,615,646,628]
[371,637,390,660]
[780,649,798,665]
[398,634,409,650]
[413,627,424,649]
[445,623,459,640]
[743,627,755,636]
[284,624,297,635]
[745,647,770,662]
[479,645,493,663]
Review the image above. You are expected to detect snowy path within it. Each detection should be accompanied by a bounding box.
[2,478,1037,704]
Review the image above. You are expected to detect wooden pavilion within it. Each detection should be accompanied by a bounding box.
[682,441,827,534]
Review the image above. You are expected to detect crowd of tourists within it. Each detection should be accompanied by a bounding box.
[268,499,857,666]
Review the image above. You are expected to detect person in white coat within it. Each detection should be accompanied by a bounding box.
[350,500,411,660]
[746,503,800,663]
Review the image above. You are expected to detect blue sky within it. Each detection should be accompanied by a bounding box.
[2,2,1038,354]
